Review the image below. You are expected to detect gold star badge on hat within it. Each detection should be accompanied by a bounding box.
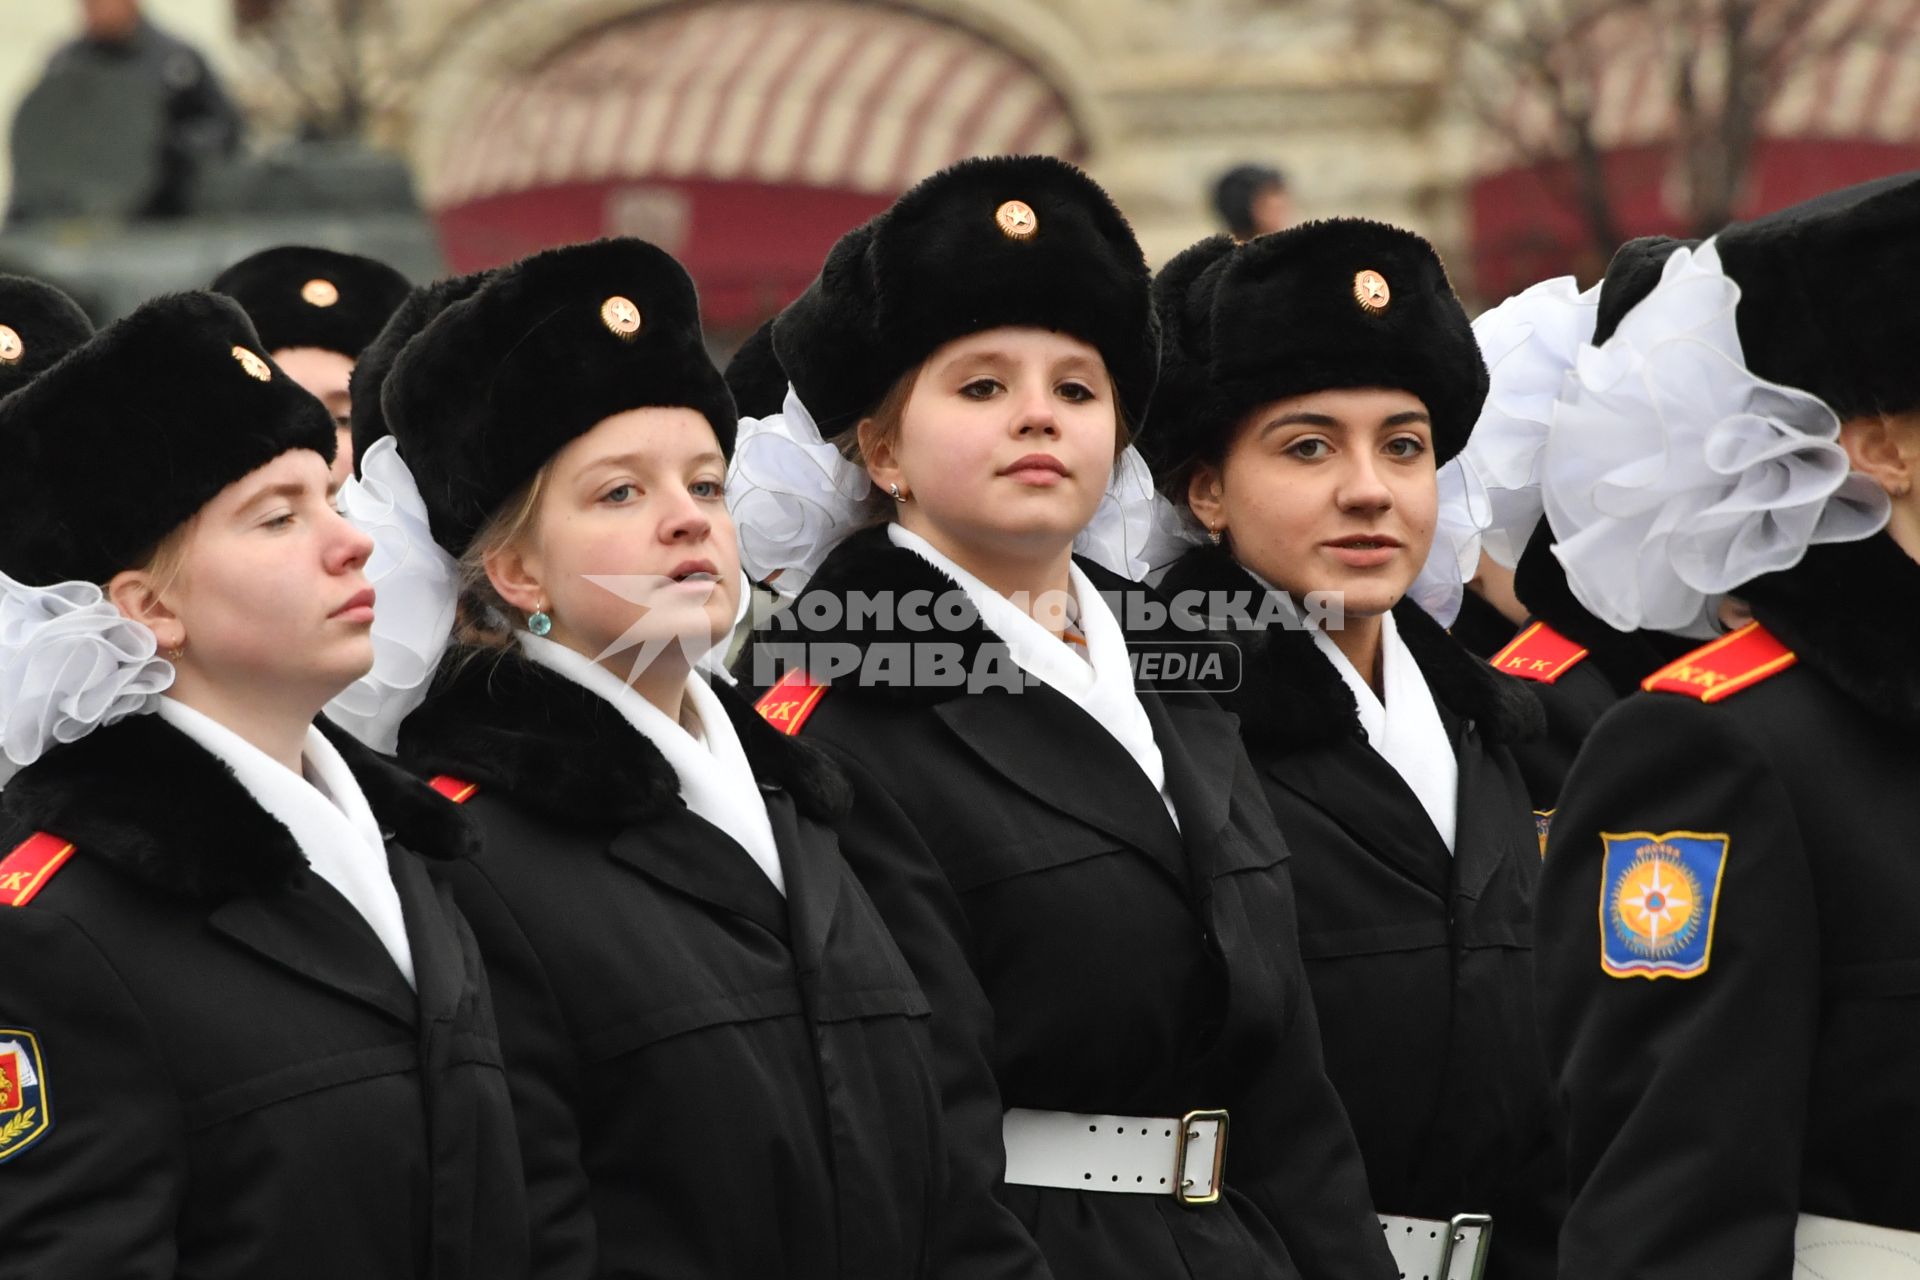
[0,325,21,365]
[231,346,272,381]
[301,278,340,308]
[996,200,1038,241]
[600,295,642,339]
[1353,269,1391,313]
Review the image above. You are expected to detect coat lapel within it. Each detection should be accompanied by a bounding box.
[1137,691,1240,876]
[208,875,418,1027]
[388,844,465,1025]
[764,789,841,978]
[933,685,1187,886]
[1268,739,1453,900]
[607,809,790,942]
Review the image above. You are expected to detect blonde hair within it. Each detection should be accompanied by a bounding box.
[453,465,553,651]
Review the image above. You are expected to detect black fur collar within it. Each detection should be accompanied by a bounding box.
[738,524,1205,707]
[1158,543,1544,752]
[1,711,474,903]
[398,647,850,828]
[1741,532,1920,727]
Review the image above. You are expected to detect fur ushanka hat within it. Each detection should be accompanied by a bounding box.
[348,268,493,466]
[0,292,335,586]
[724,317,788,420]
[212,245,411,360]
[768,154,1159,437]
[0,274,93,399]
[1142,219,1487,485]
[382,237,737,557]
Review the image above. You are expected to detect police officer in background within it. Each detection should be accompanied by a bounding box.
[213,246,412,485]
[1536,172,1920,1279]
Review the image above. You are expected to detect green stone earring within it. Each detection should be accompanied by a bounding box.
[528,607,552,637]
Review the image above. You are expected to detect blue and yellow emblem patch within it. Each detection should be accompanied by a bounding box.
[0,1028,51,1163]
[1600,832,1729,979]
[1534,810,1554,858]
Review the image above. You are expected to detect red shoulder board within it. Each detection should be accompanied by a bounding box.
[429,775,480,805]
[1642,622,1797,703]
[0,832,77,907]
[1489,621,1591,685]
[754,670,827,737]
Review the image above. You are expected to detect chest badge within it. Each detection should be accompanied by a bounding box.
[0,1029,51,1164]
[1600,831,1729,979]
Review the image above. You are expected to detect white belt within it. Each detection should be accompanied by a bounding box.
[1002,1108,1228,1205]
[1379,1213,1491,1280]
[1797,1214,1920,1278]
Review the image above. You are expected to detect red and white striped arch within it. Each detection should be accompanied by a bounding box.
[422,0,1088,325]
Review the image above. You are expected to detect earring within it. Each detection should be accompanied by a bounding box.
[1207,524,1222,546]
[527,605,553,637]
[166,641,186,661]
[888,482,908,503]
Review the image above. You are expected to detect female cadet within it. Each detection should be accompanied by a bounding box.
[357,237,944,1280]
[212,245,412,486]
[0,292,527,1278]
[0,274,93,397]
[1536,174,1920,1280]
[1147,221,1562,1280]
[729,155,1396,1280]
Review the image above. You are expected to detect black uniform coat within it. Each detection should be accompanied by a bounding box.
[740,526,1397,1280]
[396,650,944,1280]
[0,713,527,1280]
[1162,545,1563,1280]
[1538,533,1920,1280]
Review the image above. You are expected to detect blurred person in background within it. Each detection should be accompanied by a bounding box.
[7,0,243,223]
[1213,164,1290,241]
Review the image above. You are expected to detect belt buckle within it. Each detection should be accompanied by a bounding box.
[1173,1108,1229,1206]
[1439,1213,1494,1280]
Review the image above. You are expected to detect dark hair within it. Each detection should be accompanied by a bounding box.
[1212,165,1285,238]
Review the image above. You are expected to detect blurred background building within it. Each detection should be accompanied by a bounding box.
[7,0,1920,335]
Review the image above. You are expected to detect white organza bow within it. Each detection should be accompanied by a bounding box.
[1458,276,1601,568]
[324,436,460,754]
[0,573,174,783]
[727,384,1194,593]
[1542,238,1890,638]
[1406,455,1492,629]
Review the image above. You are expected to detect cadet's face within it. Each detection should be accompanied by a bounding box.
[870,327,1117,571]
[509,408,741,678]
[1192,387,1438,619]
[164,449,375,701]
[272,347,356,488]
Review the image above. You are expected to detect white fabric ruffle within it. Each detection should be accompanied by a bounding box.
[1458,275,1601,568]
[727,383,1195,593]
[1406,455,1492,629]
[1542,238,1890,638]
[324,436,460,754]
[0,573,174,783]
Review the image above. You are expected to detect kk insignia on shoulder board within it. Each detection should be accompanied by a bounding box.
[0,1029,51,1163]
[1600,832,1729,980]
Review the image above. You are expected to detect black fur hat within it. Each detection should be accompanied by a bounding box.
[770,155,1157,437]
[724,317,788,419]
[1142,218,1487,488]
[348,268,493,466]
[384,238,736,556]
[1714,170,1920,418]
[212,245,411,359]
[0,274,93,398]
[0,292,335,587]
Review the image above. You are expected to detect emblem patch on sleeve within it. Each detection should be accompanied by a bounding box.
[0,1029,51,1163]
[1600,832,1729,979]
